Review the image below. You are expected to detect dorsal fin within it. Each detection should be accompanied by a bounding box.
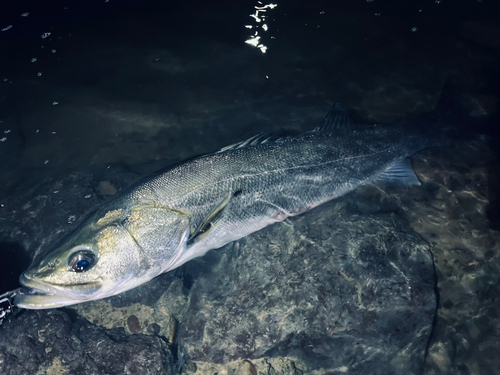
[216,132,290,153]
[216,103,353,153]
[312,103,353,133]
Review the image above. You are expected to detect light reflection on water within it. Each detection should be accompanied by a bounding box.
[244,2,277,53]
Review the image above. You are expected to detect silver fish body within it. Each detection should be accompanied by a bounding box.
[15,105,428,309]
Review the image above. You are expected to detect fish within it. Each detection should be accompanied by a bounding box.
[14,101,444,309]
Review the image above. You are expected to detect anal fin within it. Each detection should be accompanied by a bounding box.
[376,159,421,186]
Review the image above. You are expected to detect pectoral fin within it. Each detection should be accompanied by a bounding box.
[188,192,233,246]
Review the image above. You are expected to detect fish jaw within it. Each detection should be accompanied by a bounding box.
[15,272,104,309]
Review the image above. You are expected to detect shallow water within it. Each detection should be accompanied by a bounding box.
[0,1,499,374]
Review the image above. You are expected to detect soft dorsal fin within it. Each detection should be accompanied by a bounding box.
[312,103,353,133]
[376,159,421,186]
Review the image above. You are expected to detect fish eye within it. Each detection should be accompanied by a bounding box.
[69,250,96,273]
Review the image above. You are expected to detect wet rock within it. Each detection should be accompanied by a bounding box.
[177,202,436,374]
[348,141,500,375]
[238,359,258,375]
[97,180,118,195]
[0,309,175,375]
[127,314,141,333]
[148,322,161,335]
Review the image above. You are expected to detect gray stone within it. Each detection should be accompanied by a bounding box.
[0,309,175,375]
[177,201,436,374]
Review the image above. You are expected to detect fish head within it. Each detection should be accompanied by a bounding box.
[15,205,190,309]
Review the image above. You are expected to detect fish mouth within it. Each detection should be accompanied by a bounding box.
[17,273,55,298]
[19,286,52,296]
[15,273,103,310]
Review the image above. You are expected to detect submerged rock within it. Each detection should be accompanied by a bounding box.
[177,202,436,374]
[0,309,175,375]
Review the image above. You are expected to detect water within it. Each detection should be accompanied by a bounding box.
[0,0,499,374]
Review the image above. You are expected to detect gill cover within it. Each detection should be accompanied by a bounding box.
[122,205,191,261]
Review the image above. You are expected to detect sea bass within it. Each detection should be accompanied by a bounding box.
[15,103,433,309]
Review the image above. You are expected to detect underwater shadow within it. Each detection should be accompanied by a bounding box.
[485,133,500,232]
[0,242,31,295]
[481,57,500,231]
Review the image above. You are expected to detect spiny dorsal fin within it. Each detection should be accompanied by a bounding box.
[216,103,353,153]
[216,132,290,153]
[312,103,353,133]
